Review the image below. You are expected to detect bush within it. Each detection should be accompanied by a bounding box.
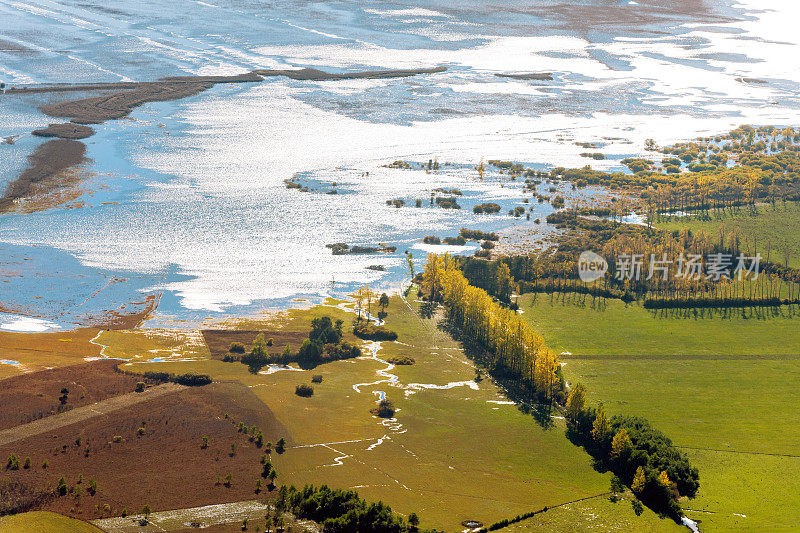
[135,382,145,393]
[353,322,398,341]
[460,228,499,241]
[229,342,246,353]
[173,373,212,386]
[311,375,323,383]
[297,339,322,368]
[295,384,314,397]
[387,356,414,365]
[473,203,501,214]
[372,400,395,418]
[443,236,467,246]
[422,236,441,245]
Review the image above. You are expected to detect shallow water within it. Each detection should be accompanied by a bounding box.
[1,0,799,322]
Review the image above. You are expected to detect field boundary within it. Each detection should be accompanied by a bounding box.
[0,382,185,447]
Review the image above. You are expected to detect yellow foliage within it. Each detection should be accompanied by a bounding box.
[610,428,632,460]
[426,254,558,397]
[631,466,646,494]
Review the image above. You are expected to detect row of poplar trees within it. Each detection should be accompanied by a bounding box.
[421,254,562,401]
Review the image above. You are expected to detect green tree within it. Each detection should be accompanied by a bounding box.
[57,476,68,496]
[408,512,420,532]
[632,499,644,516]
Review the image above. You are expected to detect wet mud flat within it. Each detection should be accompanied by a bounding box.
[0,139,86,212]
[0,66,447,212]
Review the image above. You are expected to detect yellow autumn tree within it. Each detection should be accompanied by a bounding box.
[631,466,646,495]
[591,403,609,445]
[424,253,558,398]
[658,470,671,487]
[610,428,632,460]
[565,383,586,422]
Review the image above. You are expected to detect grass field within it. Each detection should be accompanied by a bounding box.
[117,296,679,532]
[563,355,800,532]
[0,328,101,376]
[0,511,104,532]
[518,293,800,356]
[657,201,800,268]
[519,285,800,531]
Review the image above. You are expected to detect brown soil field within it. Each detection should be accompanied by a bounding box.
[0,139,86,212]
[0,360,163,431]
[0,381,292,520]
[0,328,101,373]
[201,329,308,358]
[0,383,185,448]
[31,123,95,140]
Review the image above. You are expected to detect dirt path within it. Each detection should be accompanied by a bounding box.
[0,382,185,447]
[91,500,320,533]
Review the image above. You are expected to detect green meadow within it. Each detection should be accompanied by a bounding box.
[657,201,800,268]
[519,287,800,530]
[121,297,675,532]
[518,293,800,356]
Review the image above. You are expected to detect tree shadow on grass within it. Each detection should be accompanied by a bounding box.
[436,314,556,430]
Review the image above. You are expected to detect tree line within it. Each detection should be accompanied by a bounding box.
[422,254,563,403]
[420,254,699,522]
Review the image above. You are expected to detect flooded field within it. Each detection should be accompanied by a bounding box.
[1,0,799,324]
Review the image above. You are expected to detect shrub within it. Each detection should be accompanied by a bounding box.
[473,203,501,214]
[135,382,145,393]
[229,342,246,353]
[311,375,323,383]
[353,322,398,341]
[173,373,212,386]
[443,236,467,246]
[387,356,414,365]
[295,384,314,397]
[422,236,441,245]
[372,400,395,418]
